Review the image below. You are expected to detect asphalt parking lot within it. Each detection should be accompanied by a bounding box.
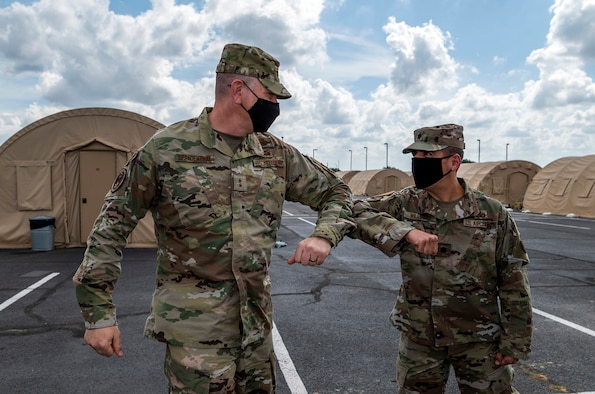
[1,201,594,393]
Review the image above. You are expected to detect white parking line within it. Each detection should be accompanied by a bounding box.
[533,308,595,337]
[0,272,60,312]
[276,211,312,392]
[533,308,595,394]
[297,217,316,226]
[515,218,590,230]
[272,323,308,394]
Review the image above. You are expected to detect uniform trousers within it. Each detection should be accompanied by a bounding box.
[164,335,276,394]
[397,335,518,394]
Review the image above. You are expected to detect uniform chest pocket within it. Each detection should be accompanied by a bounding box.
[441,219,499,280]
[249,166,287,228]
[162,167,217,223]
[463,219,498,252]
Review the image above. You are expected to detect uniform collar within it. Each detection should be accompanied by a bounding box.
[419,178,482,220]
[197,107,265,158]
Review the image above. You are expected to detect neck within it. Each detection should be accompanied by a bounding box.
[425,175,465,202]
[209,101,253,137]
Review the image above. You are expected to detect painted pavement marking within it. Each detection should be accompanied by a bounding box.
[0,272,60,312]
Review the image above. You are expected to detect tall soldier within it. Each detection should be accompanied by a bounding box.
[73,43,355,393]
[350,124,532,393]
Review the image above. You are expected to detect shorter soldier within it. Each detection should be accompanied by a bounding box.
[350,124,532,393]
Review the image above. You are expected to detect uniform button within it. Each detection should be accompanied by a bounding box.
[435,331,444,339]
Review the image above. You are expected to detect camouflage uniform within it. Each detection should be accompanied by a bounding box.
[164,335,277,393]
[350,124,532,393]
[73,43,354,393]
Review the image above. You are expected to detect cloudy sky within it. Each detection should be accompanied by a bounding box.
[0,0,594,171]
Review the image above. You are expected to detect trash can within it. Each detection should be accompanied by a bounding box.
[29,216,56,251]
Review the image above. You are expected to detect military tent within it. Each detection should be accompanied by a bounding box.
[334,170,359,185]
[523,155,595,218]
[348,169,413,196]
[0,107,163,249]
[458,160,541,207]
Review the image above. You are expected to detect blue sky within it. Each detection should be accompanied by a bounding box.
[1,0,594,171]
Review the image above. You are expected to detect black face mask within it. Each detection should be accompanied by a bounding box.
[241,82,280,133]
[411,155,453,189]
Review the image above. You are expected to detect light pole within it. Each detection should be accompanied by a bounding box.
[477,139,481,163]
[348,149,353,171]
[506,143,509,161]
[364,146,368,170]
[384,142,389,168]
[312,148,317,159]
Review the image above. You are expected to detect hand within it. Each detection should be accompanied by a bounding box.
[405,229,439,256]
[84,326,124,358]
[495,352,517,366]
[288,236,332,266]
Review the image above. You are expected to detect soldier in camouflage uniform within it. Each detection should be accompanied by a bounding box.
[349,124,532,393]
[73,43,355,393]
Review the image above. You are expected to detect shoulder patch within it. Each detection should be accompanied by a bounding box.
[111,168,127,192]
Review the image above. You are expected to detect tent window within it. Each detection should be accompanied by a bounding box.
[531,179,549,195]
[492,177,504,194]
[578,179,595,198]
[550,178,572,196]
[16,162,53,211]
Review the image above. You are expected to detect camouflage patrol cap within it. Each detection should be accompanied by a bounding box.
[216,43,292,99]
[402,123,465,153]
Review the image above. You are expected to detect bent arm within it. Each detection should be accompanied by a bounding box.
[348,199,437,257]
[285,152,356,248]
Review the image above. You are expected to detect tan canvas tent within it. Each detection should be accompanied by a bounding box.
[523,155,595,218]
[0,107,164,249]
[458,160,541,207]
[348,169,413,196]
[335,170,360,185]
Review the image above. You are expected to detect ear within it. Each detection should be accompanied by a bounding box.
[230,79,244,104]
[452,153,462,171]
